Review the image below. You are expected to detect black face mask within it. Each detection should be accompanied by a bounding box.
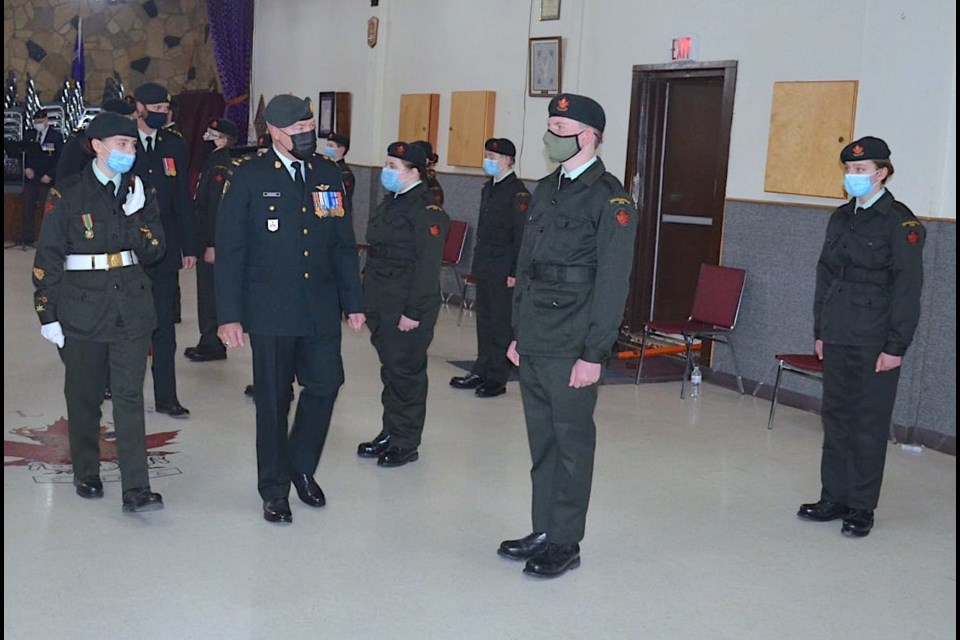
[203,140,217,154]
[143,111,168,130]
[288,131,317,160]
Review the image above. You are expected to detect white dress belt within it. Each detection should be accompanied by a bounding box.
[64,251,139,271]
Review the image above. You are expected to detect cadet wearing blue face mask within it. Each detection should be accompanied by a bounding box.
[323,132,355,215]
[32,111,167,514]
[800,136,926,539]
[450,138,530,398]
[357,141,450,468]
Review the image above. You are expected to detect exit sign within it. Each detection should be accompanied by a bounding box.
[671,36,695,61]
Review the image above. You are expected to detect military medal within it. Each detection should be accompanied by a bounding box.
[312,190,344,218]
[81,213,94,239]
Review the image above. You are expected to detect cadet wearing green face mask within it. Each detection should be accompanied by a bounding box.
[498,94,638,578]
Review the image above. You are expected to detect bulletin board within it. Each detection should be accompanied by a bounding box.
[763,81,858,199]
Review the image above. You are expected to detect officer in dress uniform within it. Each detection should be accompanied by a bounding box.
[498,94,638,578]
[411,140,444,206]
[450,138,530,398]
[131,82,198,418]
[22,109,64,245]
[184,117,238,362]
[57,99,137,183]
[798,136,925,538]
[356,142,450,467]
[216,94,365,524]
[32,112,166,513]
[323,132,355,214]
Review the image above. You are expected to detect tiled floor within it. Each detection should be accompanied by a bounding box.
[3,249,956,640]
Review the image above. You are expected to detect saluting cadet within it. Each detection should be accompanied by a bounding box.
[798,136,925,538]
[356,142,450,468]
[323,132,355,214]
[57,99,138,183]
[32,111,166,513]
[450,137,530,398]
[216,94,365,525]
[131,81,198,418]
[498,94,638,578]
[184,117,238,363]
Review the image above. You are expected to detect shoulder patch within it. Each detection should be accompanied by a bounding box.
[615,210,631,226]
[901,220,921,227]
[906,230,921,245]
[429,224,442,237]
[609,197,633,205]
[426,204,444,211]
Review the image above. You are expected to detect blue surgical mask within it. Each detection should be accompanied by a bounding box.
[106,149,136,174]
[380,167,403,193]
[843,171,878,198]
[322,146,337,160]
[143,110,168,130]
[482,158,500,177]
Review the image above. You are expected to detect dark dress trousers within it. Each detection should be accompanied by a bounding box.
[470,172,530,386]
[363,183,450,449]
[132,127,197,405]
[32,164,166,491]
[216,149,363,501]
[193,146,232,353]
[513,159,638,544]
[22,126,64,243]
[813,190,925,510]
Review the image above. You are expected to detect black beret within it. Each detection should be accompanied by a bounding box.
[387,141,427,167]
[86,111,138,140]
[32,109,48,120]
[207,117,239,138]
[265,94,313,128]
[257,132,272,149]
[101,99,136,116]
[840,136,891,162]
[548,93,606,132]
[485,137,517,157]
[133,82,171,105]
[327,132,350,150]
[411,140,438,163]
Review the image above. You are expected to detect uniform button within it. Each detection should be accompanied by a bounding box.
[303,250,309,257]
[303,229,309,235]
[113,284,120,290]
[269,205,276,211]
[304,272,310,279]
[302,206,307,213]
[550,199,557,205]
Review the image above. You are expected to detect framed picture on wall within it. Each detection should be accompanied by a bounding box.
[529,37,562,97]
[317,91,335,137]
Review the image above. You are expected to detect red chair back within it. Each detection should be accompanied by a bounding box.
[689,264,746,329]
[442,220,468,265]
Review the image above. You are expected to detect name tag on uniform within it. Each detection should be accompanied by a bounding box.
[267,219,279,232]
[42,143,55,152]
[262,191,281,198]
[312,190,345,218]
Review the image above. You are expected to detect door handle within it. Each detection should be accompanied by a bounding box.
[661,214,713,226]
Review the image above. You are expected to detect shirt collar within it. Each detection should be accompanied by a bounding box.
[273,146,302,179]
[395,180,423,197]
[858,188,887,210]
[494,169,515,184]
[91,159,122,192]
[561,155,599,183]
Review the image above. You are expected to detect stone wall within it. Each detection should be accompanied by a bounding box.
[4,0,218,104]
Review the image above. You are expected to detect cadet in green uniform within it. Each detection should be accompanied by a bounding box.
[322,132,355,214]
[411,140,444,205]
[57,99,138,183]
[798,136,925,538]
[498,94,638,578]
[357,142,450,467]
[450,138,530,397]
[217,94,364,524]
[184,117,237,362]
[32,112,166,512]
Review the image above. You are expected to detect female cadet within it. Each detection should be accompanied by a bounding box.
[357,142,450,467]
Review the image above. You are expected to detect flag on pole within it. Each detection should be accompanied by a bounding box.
[71,17,85,87]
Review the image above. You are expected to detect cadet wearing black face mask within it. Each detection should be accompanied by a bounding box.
[131,81,199,419]
[216,94,365,525]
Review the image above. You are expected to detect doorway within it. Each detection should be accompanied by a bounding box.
[622,61,738,336]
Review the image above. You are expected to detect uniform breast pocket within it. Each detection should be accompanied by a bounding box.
[550,214,592,257]
[855,234,891,270]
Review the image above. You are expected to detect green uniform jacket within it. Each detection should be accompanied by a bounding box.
[814,190,925,355]
[472,172,530,280]
[513,159,638,363]
[363,182,450,321]
[32,164,166,341]
[195,146,232,247]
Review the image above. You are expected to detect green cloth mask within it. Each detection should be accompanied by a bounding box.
[542,130,581,163]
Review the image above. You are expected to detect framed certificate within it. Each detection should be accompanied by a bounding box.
[529,37,562,97]
[540,0,561,21]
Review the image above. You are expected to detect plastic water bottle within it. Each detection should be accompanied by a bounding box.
[689,365,702,398]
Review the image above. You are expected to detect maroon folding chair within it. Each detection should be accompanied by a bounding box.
[440,220,469,303]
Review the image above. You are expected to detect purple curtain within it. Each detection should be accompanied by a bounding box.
[206,0,254,144]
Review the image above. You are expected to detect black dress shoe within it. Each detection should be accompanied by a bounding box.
[244,384,255,397]
[797,499,848,522]
[121,487,164,513]
[357,432,391,458]
[524,543,581,578]
[450,373,485,389]
[74,478,104,499]
[291,473,326,507]
[475,382,506,398]
[377,445,419,467]
[263,497,293,524]
[155,401,190,418]
[841,509,875,538]
[103,387,112,401]
[183,346,198,359]
[186,347,227,362]
[498,532,548,560]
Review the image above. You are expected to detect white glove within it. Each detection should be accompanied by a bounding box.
[40,321,65,348]
[122,176,146,216]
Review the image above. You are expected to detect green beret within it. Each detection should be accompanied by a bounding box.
[86,111,138,140]
[548,93,606,132]
[485,137,516,157]
[208,117,239,138]
[101,99,136,116]
[265,94,313,128]
[387,141,427,167]
[134,82,171,105]
[840,136,891,162]
[327,132,350,150]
